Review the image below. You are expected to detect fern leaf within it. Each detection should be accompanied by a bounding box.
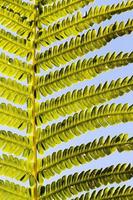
[36,19,133,70]
[38,0,94,25]
[0,29,31,57]
[36,76,133,123]
[0,0,34,18]
[0,77,29,104]
[36,51,133,96]
[0,103,30,130]
[0,130,32,157]
[0,53,32,80]
[72,185,133,200]
[0,6,33,38]
[39,163,133,200]
[37,103,133,149]
[37,1,133,46]
[0,179,30,200]
[38,134,133,178]
[0,154,31,182]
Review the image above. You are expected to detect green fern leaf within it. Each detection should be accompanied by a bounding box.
[38,134,133,178]
[36,19,133,70]
[36,51,133,96]
[38,0,94,25]
[39,163,133,200]
[36,76,133,122]
[0,77,29,104]
[0,130,32,157]
[0,53,32,80]
[72,185,133,200]
[0,0,34,18]
[0,6,33,37]
[0,103,30,130]
[37,103,133,149]
[0,29,31,58]
[0,179,30,200]
[37,1,133,46]
[0,154,31,182]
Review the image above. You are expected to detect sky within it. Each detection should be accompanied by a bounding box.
[0,0,133,198]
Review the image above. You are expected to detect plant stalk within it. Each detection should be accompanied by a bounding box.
[31,0,38,199]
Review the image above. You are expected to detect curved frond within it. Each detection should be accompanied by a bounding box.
[0,77,29,104]
[37,1,133,46]
[39,163,133,200]
[0,0,34,18]
[37,103,133,149]
[0,130,32,157]
[0,154,31,182]
[0,103,30,130]
[38,0,94,25]
[0,6,33,38]
[38,134,133,178]
[0,29,31,57]
[36,51,133,96]
[37,76,133,122]
[36,19,133,70]
[0,179,30,200]
[0,53,32,80]
[72,185,133,200]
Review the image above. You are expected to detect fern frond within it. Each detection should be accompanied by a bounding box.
[0,154,31,181]
[0,0,34,18]
[39,163,133,200]
[0,77,29,104]
[0,179,30,200]
[36,19,133,70]
[36,76,133,123]
[38,0,94,25]
[38,134,133,178]
[37,103,133,149]
[72,185,133,200]
[0,130,32,157]
[0,103,29,130]
[0,7,33,38]
[0,53,32,80]
[36,51,133,96]
[0,29,31,57]
[37,1,133,46]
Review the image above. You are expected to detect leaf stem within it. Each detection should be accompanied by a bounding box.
[31,0,38,199]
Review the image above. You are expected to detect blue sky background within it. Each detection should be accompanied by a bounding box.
[0,0,133,198]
